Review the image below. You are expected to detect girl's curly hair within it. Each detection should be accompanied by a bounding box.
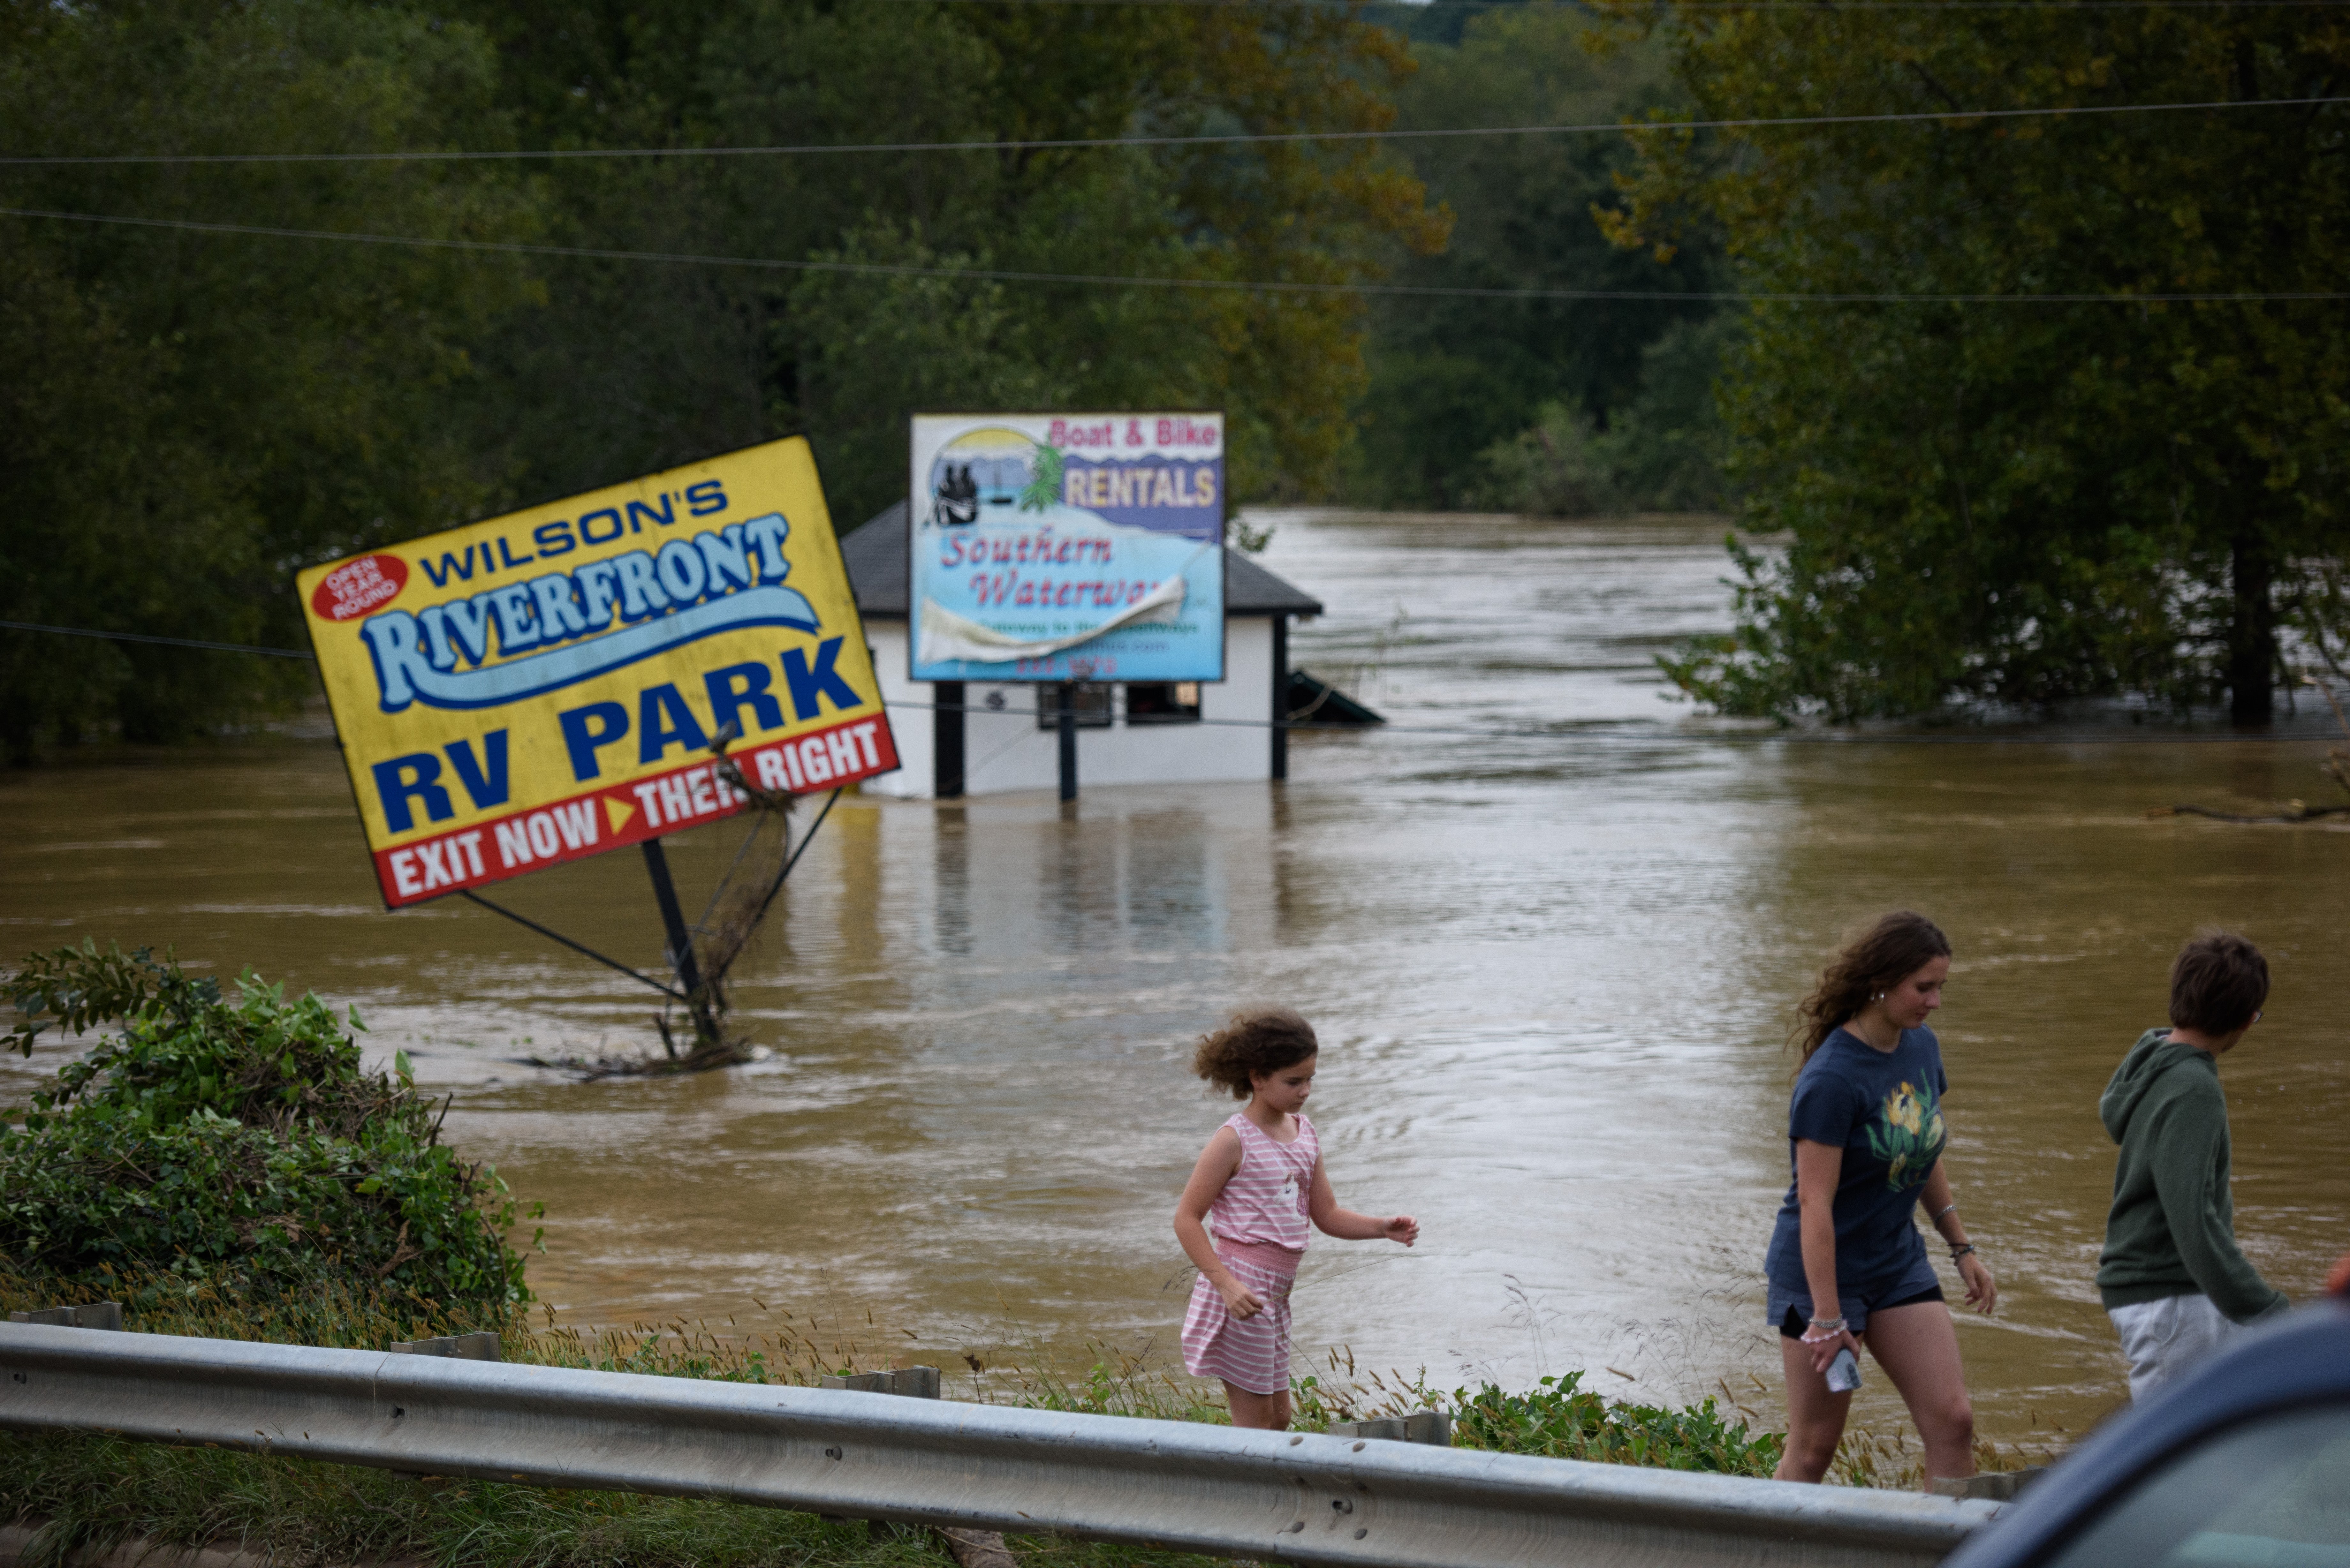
[1191,1009,1319,1099]
[1793,911,1951,1062]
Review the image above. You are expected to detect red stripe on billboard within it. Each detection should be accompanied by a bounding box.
[371,715,898,908]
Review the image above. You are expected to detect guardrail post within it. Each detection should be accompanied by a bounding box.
[389,1332,501,1361]
[1324,1411,1451,1447]
[7,1303,121,1332]
[1931,1468,2044,1502]
[820,1367,1010,1564]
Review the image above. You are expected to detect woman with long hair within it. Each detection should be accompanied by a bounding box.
[1764,911,1997,1485]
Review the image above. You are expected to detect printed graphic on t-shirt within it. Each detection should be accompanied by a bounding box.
[1867,1079,1946,1191]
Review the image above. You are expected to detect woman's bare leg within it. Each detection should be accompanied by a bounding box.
[1863,1302,1976,1486]
[1225,1382,1293,1431]
[1775,1335,1853,1481]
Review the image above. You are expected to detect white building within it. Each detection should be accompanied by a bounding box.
[842,502,1325,799]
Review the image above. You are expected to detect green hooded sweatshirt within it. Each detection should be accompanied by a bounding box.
[2096,1027,2289,1323]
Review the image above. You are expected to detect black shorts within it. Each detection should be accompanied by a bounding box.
[1777,1283,1944,1338]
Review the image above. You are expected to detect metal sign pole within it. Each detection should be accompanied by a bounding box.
[640,839,709,1054]
[1057,682,1078,802]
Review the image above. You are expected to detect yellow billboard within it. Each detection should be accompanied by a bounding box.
[298,437,897,909]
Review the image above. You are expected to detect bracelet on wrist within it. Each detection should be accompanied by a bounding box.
[1806,1315,1847,1333]
[1949,1243,1977,1260]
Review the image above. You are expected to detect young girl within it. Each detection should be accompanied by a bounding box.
[1172,1008,1418,1430]
[1764,911,1997,1488]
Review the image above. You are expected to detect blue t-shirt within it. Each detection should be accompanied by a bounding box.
[1763,1026,1950,1293]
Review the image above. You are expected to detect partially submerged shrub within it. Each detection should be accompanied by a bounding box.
[1449,1370,1785,1476]
[0,943,530,1308]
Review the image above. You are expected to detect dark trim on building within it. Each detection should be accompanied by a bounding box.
[1271,615,1289,781]
[934,680,966,799]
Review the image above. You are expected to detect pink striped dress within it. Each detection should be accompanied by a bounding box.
[1181,1112,1319,1395]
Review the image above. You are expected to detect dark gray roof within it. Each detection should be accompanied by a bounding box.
[839,501,913,614]
[839,501,1323,619]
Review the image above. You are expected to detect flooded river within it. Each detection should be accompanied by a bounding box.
[4,509,2346,1446]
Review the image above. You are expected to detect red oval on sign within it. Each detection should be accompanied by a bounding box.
[312,553,409,622]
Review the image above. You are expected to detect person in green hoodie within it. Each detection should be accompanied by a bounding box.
[2097,930,2290,1401]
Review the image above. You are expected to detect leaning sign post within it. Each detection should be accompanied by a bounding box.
[909,412,1226,800]
[299,437,897,1040]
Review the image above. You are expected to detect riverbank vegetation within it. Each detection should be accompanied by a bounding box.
[1614,3,2350,722]
[0,0,1444,758]
[1341,3,1730,515]
[0,944,529,1310]
[14,0,2344,744]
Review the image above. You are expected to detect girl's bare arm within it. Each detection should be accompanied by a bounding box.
[1308,1158,1418,1244]
[1920,1159,1995,1313]
[1174,1127,1264,1316]
[1793,1138,1857,1371]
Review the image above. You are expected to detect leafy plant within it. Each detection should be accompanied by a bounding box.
[3,941,214,1059]
[0,944,529,1307]
[1446,1371,1785,1476]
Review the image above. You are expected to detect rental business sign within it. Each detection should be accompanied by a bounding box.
[909,412,1224,682]
[299,437,897,909]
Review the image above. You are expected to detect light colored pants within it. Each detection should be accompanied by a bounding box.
[2108,1293,2246,1401]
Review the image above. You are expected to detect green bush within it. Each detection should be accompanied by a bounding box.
[1463,318,1736,518]
[0,943,529,1308]
[1448,1371,1785,1476]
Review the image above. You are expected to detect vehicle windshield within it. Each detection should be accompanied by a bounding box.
[2041,1405,2350,1568]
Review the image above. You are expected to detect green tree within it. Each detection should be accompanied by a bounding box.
[0,0,541,753]
[1347,2,1724,509]
[0,0,1442,760]
[444,0,1446,522]
[1614,3,2350,720]
[2,944,529,1305]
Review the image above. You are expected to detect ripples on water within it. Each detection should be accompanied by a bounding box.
[3,509,2345,1443]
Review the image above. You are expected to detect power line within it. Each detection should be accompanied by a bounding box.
[0,619,315,659]
[1,93,2340,166]
[0,619,2327,745]
[887,697,2336,744]
[882,0,2350,8]
[8,205,2347,303]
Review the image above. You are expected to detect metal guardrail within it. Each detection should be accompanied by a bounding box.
[0,1322,2002,1568]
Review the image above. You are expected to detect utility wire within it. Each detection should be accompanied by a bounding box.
[0,618,2324,746]
[7,206,2346,302]
[886,697,2338,744]
[878,0,2350,8]
[0,618,315,659]
[1,93,2338,166]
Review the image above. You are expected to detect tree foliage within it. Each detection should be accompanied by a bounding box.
[1611,2,2350,720]
[1346,2,1727,510]
[0,0,1442,757]
[0,944,529,1306]
[0,0,536,756]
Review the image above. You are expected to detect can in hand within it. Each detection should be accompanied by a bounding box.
[1826,1345,1864,1393]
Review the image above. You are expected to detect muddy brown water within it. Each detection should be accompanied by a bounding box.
[4,509,2345,1448]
